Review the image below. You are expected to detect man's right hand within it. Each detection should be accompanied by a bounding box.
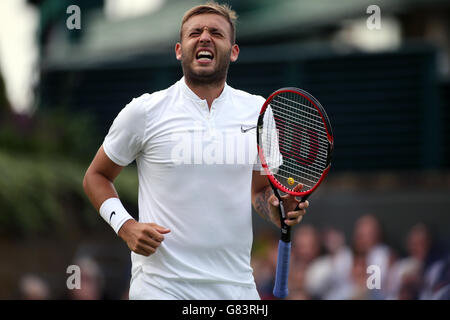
[118,220,171,256]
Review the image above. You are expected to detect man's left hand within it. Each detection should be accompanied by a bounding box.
[267,183,309,228]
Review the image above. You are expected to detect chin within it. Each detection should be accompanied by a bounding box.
[195,69,216,78]
[189,67,218,80]
[182,61,228,85]
[192,63,216,73]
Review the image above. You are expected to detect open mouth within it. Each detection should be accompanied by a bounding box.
[196,49,214,62]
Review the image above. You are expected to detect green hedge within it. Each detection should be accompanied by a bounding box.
[0,152,138,237]
[0,108,102,162]
[0,104,143,237]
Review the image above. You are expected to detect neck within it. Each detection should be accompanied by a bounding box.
[184,78,225,109]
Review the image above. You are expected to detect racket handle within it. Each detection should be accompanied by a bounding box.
[294,195,309,211]
[273,239,291,299]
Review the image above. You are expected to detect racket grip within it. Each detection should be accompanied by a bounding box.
[273,239,291,299]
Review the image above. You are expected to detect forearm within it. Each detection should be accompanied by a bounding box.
[83,170,119,211]
[252,185,274,222]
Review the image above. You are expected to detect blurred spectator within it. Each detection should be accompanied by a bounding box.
[304,227,353,299]
[397,272,423,300]
[252,255,275,299]
[420,253,450,300]
[288,225,323,299]
[320,253,369,300]
[18,274,51,300]
[67,256,105,300]
[287,261,310,300]
[386,223,432,299]
[348,254,371,299]
[352,214,395,299]
[254,219,448,300]
[252,234,279,299]
[291,225,322,267]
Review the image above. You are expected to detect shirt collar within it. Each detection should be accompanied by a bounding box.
[179,76,229,103]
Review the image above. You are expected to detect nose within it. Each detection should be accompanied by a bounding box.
[199,27,211,43]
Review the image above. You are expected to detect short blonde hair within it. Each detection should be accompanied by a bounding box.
[180,1,238,43]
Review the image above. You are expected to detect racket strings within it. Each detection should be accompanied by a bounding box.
[261,91,329,192]
[271,111,329,145]
[270,121,328,164]
[269,99,329,143]
[272,99,327,129]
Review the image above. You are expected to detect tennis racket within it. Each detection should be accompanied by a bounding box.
[256,88,334,298]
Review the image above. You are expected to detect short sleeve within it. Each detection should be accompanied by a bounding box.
[103,95,148,166]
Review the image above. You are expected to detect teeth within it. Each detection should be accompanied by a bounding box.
[197,51,213,59]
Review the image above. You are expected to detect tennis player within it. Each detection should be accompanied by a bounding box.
[83,1,309,300]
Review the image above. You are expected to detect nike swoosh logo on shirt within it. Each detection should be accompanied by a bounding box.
[109,211,116,222]
[240,125,256,133]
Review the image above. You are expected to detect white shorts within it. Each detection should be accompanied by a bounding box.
[129,268,260,300]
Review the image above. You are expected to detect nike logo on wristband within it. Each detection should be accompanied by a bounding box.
[109,211,116,222]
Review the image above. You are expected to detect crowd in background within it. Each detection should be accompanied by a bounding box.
[253,214,450,300]
[16,214,450,300]
[17,256,113,300]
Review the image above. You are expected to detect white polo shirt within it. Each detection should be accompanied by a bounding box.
[103,77,266,286]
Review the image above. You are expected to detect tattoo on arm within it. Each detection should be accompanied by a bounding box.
[253,186,273,221]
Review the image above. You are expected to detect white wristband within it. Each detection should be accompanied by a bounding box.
[99,198,134,234]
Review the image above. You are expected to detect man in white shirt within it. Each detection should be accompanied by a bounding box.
[83,1,309,300]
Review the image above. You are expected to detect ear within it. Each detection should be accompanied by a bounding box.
[230,44,239,62]
[175,42,182,61]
